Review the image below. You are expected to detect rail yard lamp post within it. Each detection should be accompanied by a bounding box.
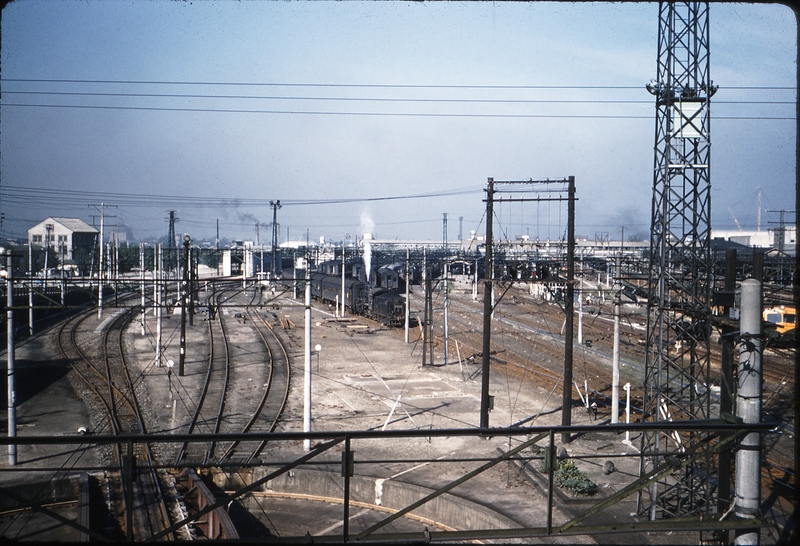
[3,247,17,465]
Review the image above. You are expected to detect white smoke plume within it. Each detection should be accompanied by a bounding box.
[360,211,374,279]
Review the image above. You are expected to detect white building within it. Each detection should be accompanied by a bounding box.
[711,227,795,253]
[27,217,99,262]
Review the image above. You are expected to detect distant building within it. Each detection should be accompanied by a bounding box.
[27,217,99,262]
[711,226,795,255]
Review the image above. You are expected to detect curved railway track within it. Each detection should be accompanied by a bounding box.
[57,305,175,541]
[174,284,291,467]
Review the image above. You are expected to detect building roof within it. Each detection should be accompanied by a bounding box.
[29,217,99,234]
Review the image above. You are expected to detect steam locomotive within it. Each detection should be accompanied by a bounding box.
[309,272,406,326]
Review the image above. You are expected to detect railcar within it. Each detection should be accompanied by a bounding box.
[310,272,406,326]
[310,272,367,315]
[763,305,796,334]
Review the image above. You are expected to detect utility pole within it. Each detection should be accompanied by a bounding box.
[480,179,494,428]
[270,200,282,276]
[458,216,463,242]
[5,248,17,465]
[89,203,117,318]
[611,253,621,424]
[404,248,410,343]
[179,235,190,376]
[480,177,576,432]
[562,176,575,443]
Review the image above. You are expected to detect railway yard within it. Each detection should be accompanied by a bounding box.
[0,269,795,544]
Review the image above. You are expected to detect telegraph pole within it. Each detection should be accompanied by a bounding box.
[270,200,282,275]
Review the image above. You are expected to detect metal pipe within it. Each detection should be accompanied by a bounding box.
[734,279,762,545]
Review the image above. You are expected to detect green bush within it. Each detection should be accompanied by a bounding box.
[554,460,597,496]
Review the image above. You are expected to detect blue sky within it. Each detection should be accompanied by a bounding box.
[0,1,796,244]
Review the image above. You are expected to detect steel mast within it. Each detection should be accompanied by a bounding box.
[640,1,718,520]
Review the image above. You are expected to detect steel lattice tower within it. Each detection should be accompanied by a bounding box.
[639,1,718,520]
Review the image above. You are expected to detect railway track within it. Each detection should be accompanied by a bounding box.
[57,305,176,541]
[174,285,291,467]
[412,279,796,501]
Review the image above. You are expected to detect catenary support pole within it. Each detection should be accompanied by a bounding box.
[304,267,312,452]
[444,260,449,365]
[611,253,621,424]
[404,248,410,343]
[156,245,163,367]
[480,178,494,428]
[6,248,17,465]
[735,279,763,545]
[561,175,575,443]
[27,245,33,336]
[179,236,189,376]
[140,243,146,336]
[341,245,346,318]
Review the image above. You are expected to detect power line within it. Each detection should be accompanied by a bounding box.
[2,90,792,106]
[0,184,485,208]
[3,78,795,91]
[0,102,792,120]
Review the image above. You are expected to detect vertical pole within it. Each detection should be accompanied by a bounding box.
[480,178,494,428]
[427,274,434,365]
[752,250,764,282]
[444,260,449,365]
[6,249,17,465]
[718,249,738,532]
[422,271,429,367]
[578,280,583,345]
[624,382,632,444]
[125,439,134,542]
[341,245,346,317]
[140,244,146,336]
[156,245,163,367]
[562,176,575,443]
[611,253,621,424]
[342,436,352,542]
[98,208,104,319]
[546,429,555,534]
[735,279,762,545]
[179,237,189,376]
[189,247,195,327]
[304,267,312,452]
[404,249,410,343]
[28,245,33,336]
